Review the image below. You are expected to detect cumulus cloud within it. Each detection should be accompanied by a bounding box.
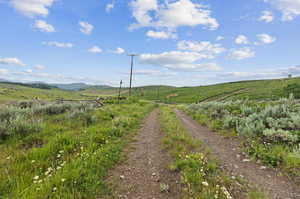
[177,40,225,58]
[146,30,177,39]
[228,47,255,60]
[216,36,224,41]
[259,11,274,22]
[106,2,115,12]
[79,21,94,35]
[34,20,55,32]
[34,65,46,70]
[0,57,26,66]
[257,34,276,44]
[10,0,55,17]
[140,51,221,71]
[111,47,125,54]
[235,35,249,45]
[130,0,219,31]
[264,0,300,21]
[88,46,102,54]
[42,41,74,48]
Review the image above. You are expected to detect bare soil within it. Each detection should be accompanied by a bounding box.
[175,109,300,199]
[107,109,181,199]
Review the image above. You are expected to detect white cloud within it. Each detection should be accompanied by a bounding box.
[140,51,221,71]
[216,36,224,41]
[34,65,46,70]
[10,0,55,17]
[130,0,158,28]
[235,35,249,45]
[146,30,177,39]
[130,0,219,31]
[264,0,300,21]
[0,57,26,66]
[177,40,225,58]
[79,21,94,35]
[132,69,177,77]
[34,20,55,32]
[259,11,274,22]
[0,68,9,75]
[228,47,255,60]
[257,33,276,44]
[88,46,102,54]
[42,41,74,48]
[106,2,115,13]
[111,47,125,54]
[221,65,300,80]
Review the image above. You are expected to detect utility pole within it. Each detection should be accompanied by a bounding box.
[128,54,138,97]
[118,80,123,104]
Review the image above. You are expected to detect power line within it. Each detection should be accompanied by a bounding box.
[128,54,138,97]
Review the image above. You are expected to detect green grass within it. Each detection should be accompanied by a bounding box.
[159,106,251,199]
[0,103,154,198]
[133,77,300,103]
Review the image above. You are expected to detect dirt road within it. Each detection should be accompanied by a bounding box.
[175,109,300,199]
[108,109,181,199]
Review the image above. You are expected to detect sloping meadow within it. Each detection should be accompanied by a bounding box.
[184,96,300,178]
[0,101,154,198]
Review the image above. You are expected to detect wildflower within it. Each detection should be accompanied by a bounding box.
[61,178,66,182]
[31,160,36,163]
[33,176,39,180]
[202,181,209,186]
[38,180,43,183]
[57,154,61,158]
[53,187,57,192]
[6,156,11,160]
[59,150,64,154]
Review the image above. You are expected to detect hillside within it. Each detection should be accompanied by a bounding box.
[1,77,300,104]
[132,77,300,103]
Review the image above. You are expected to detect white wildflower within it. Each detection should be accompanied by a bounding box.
[202,181,209,186]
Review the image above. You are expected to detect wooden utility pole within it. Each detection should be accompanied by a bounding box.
[118,80,123,104]
[128,54,138,97]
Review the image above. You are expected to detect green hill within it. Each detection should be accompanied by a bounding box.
[132,77,300,103]
[1,77,300,104]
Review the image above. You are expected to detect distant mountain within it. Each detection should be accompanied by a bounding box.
[51,83,112,91]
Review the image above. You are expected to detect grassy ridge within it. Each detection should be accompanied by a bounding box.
[0,102,154,198]
[134,77,300,103]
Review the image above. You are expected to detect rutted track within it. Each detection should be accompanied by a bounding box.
[175,109,300,199]
[108,109,181,199]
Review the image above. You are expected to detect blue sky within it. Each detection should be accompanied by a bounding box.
[0,0,300,87]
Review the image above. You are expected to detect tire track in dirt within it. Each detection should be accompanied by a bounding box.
[175,109,300,199]
[108,109,181,199]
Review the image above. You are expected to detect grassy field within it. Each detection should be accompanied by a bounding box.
[0,101,154,198]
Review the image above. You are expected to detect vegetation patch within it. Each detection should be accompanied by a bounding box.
[0,102,154,198]
[184,96,300,178]
[160,106,251,199]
